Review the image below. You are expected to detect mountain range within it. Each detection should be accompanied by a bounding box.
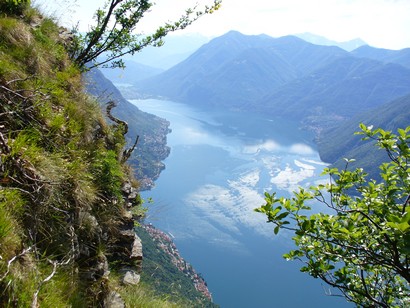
[104,30,410,180]
[294,33,366,51]
[134,32,410,120]
[351,45,410,69]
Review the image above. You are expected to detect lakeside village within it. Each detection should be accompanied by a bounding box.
[143,224,213,301]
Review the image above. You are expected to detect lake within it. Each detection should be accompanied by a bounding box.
[130,99,351,308]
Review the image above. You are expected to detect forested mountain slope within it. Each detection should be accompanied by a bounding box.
[317,93,410,180]
[258,57,410,122]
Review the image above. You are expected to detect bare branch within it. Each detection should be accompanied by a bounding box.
[122,135,139,163]
[0,246,33,281]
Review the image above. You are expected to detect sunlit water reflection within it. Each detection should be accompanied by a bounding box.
[130,99,350,308]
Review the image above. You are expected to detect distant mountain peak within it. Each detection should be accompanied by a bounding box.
[215,30,271,42]
[295,32,366,51]
[223,30,244,36]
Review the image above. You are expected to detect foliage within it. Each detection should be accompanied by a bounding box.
[256,125,410,307]
[0,0,30,15]
[70,0,221,69]
[92,150,125,199]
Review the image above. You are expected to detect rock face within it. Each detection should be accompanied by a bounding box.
[131,234,143,265]
[108,182,144,271]
[104,291,125,308]
[122,270,141,285]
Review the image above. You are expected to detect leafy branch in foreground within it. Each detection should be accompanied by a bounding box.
[256,124,410,307]
[70,0,222,69]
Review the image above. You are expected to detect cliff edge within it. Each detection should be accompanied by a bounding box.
[0,4,214,307]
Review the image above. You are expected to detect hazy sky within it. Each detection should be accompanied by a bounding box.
[34,0,410,49]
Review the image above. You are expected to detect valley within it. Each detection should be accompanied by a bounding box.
[101,31,410,307]
[107,30,410,185]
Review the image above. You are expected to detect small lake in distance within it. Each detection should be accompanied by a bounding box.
[130,99,351,308]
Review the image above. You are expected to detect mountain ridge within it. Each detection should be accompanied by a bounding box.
[134,31,410,132]
[295,32,366,51]
[136,31,351,109]
[258,56,410,122]
[351,45,410,69]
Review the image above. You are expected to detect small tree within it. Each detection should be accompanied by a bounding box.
[256,124,410,307]
[70,0,221,69]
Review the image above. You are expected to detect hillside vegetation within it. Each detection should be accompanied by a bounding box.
[0,4,212,307]
[317,93,410,179]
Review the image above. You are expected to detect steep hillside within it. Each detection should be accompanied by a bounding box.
[84,68,170,190]
[0,4,214,307]
[317,93,410,180]
[135,225,217,307]
[351,45,410,69]
[0,7,142,306]
[259,57,410,123]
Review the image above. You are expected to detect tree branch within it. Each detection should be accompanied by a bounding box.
[0,246,33,281]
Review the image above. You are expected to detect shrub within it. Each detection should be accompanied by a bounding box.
[0,0,30,15]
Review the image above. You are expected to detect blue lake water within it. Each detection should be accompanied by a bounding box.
[130,99,351,308]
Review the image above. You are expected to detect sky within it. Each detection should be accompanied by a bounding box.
[34,0,410,50]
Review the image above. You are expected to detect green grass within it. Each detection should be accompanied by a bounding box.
[109,272,191,308]
[0,7,132,306]
[0,4,198,307]
[0,190,24,255]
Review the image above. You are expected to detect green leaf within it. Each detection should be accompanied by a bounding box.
[276,211,289,220]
